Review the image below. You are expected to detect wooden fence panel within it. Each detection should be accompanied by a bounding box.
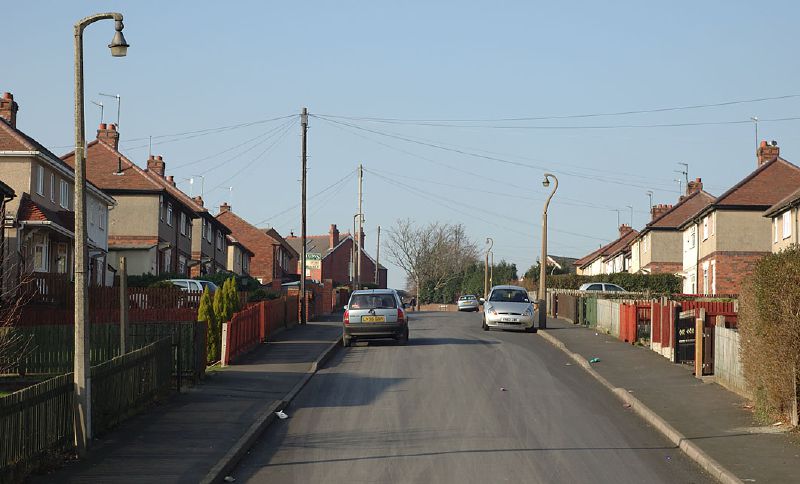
[91,337,172,435]
[714,326,749,397]
[0,373,74,477]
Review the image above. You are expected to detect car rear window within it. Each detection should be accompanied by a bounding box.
[489,289,529,303]
[349,294,397,309]
[460,295,476,300]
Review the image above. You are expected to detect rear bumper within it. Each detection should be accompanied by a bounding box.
[344,323,406,338]
[457,303,479,311]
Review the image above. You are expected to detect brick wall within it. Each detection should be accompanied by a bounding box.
[701,251,768,295]
[217,209,281,284]
[322,239,353,285]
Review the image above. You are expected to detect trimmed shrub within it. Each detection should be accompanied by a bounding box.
[248,288,280,302]
[516,273,681,294]
[198,287,219,363]
[739,247,800,423]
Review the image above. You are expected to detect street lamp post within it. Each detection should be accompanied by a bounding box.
[538,173,558,330]
[73,12,128,455]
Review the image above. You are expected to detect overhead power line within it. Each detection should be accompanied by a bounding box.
[316,93,800,123]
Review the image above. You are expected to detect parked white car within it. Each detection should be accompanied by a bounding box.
[481,285,536,332]
[578,283,626,292]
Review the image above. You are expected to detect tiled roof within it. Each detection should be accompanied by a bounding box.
[645,190,715,231]
[2,119,109,200]
[603,229,639,259]
[17,193,75,232]
[226,234,255,256]
[141,169,205,220]
[713,158,800,208]
[575,241,616,268]
[285,234,340,256]
[0,178,15,198]
[764,185,800,217]
[61,140,165,192]
[264,228,299,258]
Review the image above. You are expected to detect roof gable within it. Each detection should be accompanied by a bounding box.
[645,190,715,231]
[764,184,800,217]
[714,158,800,208]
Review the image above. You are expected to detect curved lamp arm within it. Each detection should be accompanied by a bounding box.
[542,173,559,215]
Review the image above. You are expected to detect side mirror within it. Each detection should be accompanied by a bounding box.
[479,297,485,304]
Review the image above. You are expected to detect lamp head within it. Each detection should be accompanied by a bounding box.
[542,177,550,188]
[108,20,129,57]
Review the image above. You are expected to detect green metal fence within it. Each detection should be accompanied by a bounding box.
[4,322,205,379]
[583,297,598,327]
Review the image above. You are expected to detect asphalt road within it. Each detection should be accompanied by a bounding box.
[233,311,712,484]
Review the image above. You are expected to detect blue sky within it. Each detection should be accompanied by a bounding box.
[5,1,800,287]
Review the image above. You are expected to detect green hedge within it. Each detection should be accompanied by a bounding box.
[519,273,682,294]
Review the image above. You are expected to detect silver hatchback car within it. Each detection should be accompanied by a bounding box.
[457,294,480,312]
[343,289,409,347]
[481,285,536,332]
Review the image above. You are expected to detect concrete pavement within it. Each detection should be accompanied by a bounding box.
[33,318,342,484]
[233,311,712,483]
[541,316,800,483]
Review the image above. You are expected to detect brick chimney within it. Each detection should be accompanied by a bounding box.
[329,224,340,248]
[192,195,203,207]
[619,224,632,238]
[757,140,780,166]
[0,92,18,128]
[219,202,231,214]
[650,203,673,221]
[147,155,166,177]
[685,177,703,195]
[97,123,120,150]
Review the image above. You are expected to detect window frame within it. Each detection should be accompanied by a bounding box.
[59,180,69,209]
[166,203,173,226]
[702,217,709,240]
[49,173,55,202]
[782,211,791,239]
[35,165,44,195]
[180,212,187,236]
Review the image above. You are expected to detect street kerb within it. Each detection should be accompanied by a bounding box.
[537,330,743,484]
[200,335,343,484]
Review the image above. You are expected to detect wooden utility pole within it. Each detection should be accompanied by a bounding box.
[484,237,493,300]
[375,225,381,285]
[300,107,308,325]
[119,257,129,354]
[356,164,363,290]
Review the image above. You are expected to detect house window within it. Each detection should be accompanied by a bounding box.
[159,196,164,221]
[56,243,68,273]
[89,200,96,226]
[710,213,715,236]
[178,254,187,275]
[98,206,105,230]
[774,218,779,243]
[180,212,187,236]
[216,231,223,251]
[33,240,48,272]
[50,174,55,202]
[186,217,192,239]
[163,249,172,273]
[702,217,709,240]
[711,261,716,295]
[60,180,69,209]
[782,211,791,239]
[36,165,44,195]
[167,203,173,226]
[242,254,249,273]
[689,226,696,249]
[205,220,211,242]
[702,267,709,294]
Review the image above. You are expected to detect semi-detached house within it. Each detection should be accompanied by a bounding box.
[62,125,198,276]
[629,179,715,275]
[1,92,114,291]
[574,225,637,276]
[679,141,800,295]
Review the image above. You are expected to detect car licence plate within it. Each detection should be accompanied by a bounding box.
[361,315,386,323]
[501,317,519,322]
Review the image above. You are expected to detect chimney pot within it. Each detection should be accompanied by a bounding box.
[0,91,19,128]
[156,155,163,161]
[146,154,166,177]
[757,139,780,167]
[219,202,231,213]
[96,121,120,150]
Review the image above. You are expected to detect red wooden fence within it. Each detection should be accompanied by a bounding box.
[221,295,300,366]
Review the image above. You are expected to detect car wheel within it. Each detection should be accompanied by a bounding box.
[526,325,537,333]
[342,334,351,347]
[482,318,489,331]
[397,328,409,345]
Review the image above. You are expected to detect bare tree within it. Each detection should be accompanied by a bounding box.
[387,219,478,310]
[0,248,34,374]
